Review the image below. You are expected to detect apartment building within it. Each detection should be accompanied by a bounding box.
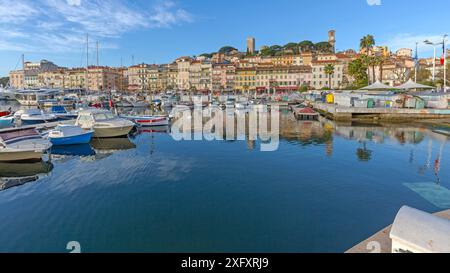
[212,63,235,93]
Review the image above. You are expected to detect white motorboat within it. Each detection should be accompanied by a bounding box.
[75,109,135,138]
[14,109,57,125]
[0,88,16,101]
[0,128,52,162]
[15,89,61,106]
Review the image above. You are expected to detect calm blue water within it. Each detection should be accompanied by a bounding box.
[0,110,449,253]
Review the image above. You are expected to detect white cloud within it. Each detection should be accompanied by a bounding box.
[150,1,193,28]
[367,0,381,6]
[66,0,81,6]
[0,0,39,23]
[0,0,194,53]
[383,33,447,55]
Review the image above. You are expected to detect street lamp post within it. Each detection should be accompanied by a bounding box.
[424,39,440,83]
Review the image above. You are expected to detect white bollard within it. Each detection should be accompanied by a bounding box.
[390,206,450,253]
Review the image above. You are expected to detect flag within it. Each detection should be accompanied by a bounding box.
[441,42,446,65]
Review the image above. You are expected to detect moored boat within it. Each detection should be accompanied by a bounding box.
[0,88,16,101]
[0,111,11,117]
[15,89,60,106]
[130,100,149,108]
[75,109,135,138]
[15,109,58,125]
[48,106,78,120]
[47,125,94,145]
[0,127,52,162]
[0,115,14,129]
[123,115,169,127]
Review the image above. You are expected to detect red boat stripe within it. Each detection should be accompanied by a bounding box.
[136,118,166,123]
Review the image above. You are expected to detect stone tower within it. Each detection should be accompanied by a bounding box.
[247,37,255,55]
[328,30,336,53]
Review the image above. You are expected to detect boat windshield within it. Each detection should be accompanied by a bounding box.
[93,113,115,121]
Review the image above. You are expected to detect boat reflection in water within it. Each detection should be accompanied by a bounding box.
[0,160,54,191]
[50,144,96,157]
[90,137,136,157]
[49,144,97,163]
[136,125,170,135]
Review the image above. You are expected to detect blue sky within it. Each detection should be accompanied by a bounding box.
[0,0,449,76]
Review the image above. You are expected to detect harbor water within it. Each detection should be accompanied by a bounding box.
[0,104,449,252]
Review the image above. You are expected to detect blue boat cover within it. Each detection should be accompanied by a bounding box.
[50,106,67,114]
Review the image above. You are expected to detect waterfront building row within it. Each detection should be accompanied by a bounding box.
[8,49,447,93]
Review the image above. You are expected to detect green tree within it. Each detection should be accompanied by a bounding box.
[436,63,450,87]
[360,35,375,54]
[298,40,315,52]
[284,42,300,54]
[360,35,376,83]
[0,77,9,87]
[260,47,276,57]
[324,64,335,89]
[298,85,309,92]
[348,57,369,88]
[218,46,237,55]
[416,68,432,83]
[199,53,213,58]
[315,42,333,53]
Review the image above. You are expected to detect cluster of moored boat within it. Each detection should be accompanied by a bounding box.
[0,108,170,163]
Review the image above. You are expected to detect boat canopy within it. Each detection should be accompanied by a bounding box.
[0,128,41,145]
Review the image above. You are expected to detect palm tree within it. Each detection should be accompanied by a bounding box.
[360,35,375,83]
[374,55,386,83]
[324,64,335,89]
[360,35,375,54]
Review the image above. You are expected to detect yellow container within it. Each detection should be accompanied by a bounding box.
[326,93,334,104]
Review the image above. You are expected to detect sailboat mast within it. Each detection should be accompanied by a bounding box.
[21,53,25,88]
[86,33,89,92]
[96,40,99,66]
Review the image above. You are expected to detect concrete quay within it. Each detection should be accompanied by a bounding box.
[346,209,450,253]
[311,102,450,121]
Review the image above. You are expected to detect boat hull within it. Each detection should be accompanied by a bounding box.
[135,117,169,127]
[0,150,45,162]
[92,125,134,138]
[21,119,56,125]
[0,118,14,128]
[50,131,93,145]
